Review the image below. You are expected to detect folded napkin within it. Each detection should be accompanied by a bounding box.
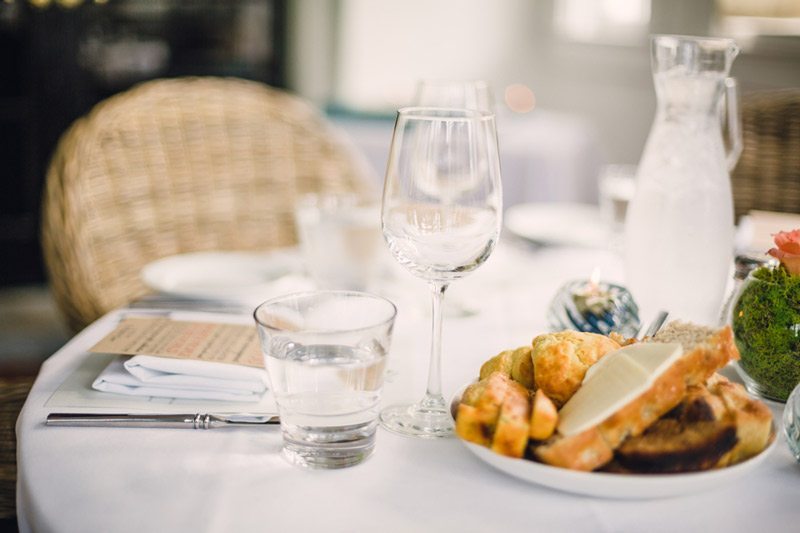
[92,355,269,402]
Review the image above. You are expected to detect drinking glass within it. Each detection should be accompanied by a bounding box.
[380,107,502,438]
[413,79,495,112]
[412,80,496,319]
[294,194,383,291]
[254,290,397,468]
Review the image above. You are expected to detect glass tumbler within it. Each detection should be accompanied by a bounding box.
[254,290,397,469]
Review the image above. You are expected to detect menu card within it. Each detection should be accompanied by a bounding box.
[90,317,263,368]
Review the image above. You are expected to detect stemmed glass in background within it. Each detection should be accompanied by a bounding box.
[380,107,503,438]
[412,79,495,112]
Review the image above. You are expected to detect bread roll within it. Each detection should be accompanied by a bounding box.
[456,371,532,457]
[479,346,535,390]
[532,331,620,406]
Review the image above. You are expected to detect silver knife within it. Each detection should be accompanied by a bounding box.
[637,310,670,340]
[46,412,280,429]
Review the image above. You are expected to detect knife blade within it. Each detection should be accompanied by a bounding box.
[46,412,280,429]
[637,310,669,340]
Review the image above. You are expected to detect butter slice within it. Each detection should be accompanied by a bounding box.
[556,343,683,437]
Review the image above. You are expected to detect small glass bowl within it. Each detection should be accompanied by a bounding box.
[547,280,640,338]
[728,267,800,402]
[783,382,800,463]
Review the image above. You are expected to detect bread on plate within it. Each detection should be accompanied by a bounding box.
[455,321,772,475]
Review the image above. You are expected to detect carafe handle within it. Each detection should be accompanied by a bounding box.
[724,77,743,171]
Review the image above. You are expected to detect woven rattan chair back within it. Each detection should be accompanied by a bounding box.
[731,89,800,221]
[42,77,375,331]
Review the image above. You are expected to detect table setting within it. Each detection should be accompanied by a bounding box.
[16,36,800,532]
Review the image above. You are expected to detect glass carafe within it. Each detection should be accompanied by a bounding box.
[625,35,742,325]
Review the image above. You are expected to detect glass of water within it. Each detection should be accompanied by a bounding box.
[253,290,397,469]
[294,194,383,291]
[380,107,502,438]
[598,164,637,233]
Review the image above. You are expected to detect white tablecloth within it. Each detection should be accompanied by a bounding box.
[16,243,800,533]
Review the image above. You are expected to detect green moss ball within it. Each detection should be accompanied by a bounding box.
[732,266,800,401]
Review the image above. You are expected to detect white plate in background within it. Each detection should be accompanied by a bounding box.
[504,202,608,248]
[141,250,311,303]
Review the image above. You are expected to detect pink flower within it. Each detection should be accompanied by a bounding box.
[768,229,800,276]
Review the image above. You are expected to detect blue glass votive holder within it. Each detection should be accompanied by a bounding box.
[547,279,640,339]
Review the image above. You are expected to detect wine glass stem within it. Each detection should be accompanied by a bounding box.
[422,280,448,407]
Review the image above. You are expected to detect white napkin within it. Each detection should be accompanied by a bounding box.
[92,355,269,402]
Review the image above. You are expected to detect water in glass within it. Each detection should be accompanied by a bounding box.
[264,344,385,466]
[383,205,498,281]
[254,290,396,469]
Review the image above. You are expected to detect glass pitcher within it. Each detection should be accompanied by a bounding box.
[625,34,742,326]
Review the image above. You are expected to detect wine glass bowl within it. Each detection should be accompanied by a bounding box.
[383,203,498,282]
[380,106,502,438]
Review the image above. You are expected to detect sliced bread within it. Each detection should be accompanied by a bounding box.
[534,323,740,471]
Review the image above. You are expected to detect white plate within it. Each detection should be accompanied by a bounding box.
[451,386,777,499]
[141,251,311,303]
[504,202,608,248]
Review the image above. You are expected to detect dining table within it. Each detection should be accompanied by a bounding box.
[15,236,800,533]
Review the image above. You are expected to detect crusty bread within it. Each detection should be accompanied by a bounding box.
[706,374,773,466]
[531,331,620,406]
[609,380,735,474]
[529,389,558,441]
[610,417,738,473]
[492,382,532,458]
[535,425,613,471]
[479,346,535,389]
[457,373,512,447]
[673,382,728,422]
[456,372,531,457]
[652,321,718,348]
[606,373,772,472]
[608,332,637,346]
[534,323,740,471]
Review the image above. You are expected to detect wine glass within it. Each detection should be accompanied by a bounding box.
[380,107,502,438]
[412,79,495,113]
[412,80,496,318]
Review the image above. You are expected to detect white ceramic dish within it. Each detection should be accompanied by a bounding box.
[141,250,310,303]
[451,385,777,499]
[504,202,608,248]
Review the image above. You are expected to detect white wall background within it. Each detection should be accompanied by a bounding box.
[286,0,800,165]
[334,0,522,111]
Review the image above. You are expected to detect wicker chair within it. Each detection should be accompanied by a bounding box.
[42,77,375,331]
[731,89,800,221]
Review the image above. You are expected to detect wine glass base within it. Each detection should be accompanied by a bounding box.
[380,403,454,439]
